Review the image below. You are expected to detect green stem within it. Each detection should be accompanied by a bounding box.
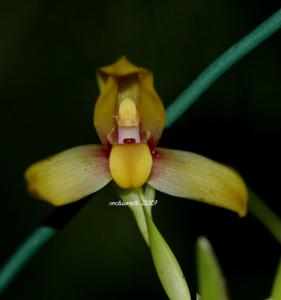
[0,226,56,295]
[249,189,281,245]
[0,198,88,295]
[166,8,281,127]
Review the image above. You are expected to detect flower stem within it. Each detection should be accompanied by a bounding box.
[249,189,281,245]
[0,198,89,295]
[166,8,281,127]
[0,226,56,295]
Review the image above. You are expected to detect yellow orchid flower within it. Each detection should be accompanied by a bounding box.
[25,57,247,216]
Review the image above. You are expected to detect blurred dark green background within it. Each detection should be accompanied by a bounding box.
[1,0,281,299]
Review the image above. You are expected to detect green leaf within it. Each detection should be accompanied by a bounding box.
[270,257,281,300]
[196,237,229,300]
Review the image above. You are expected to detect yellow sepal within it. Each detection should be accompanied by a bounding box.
[98,56,141,86]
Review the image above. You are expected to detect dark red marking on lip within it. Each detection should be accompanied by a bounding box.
[123,138,136,144]
[147,137,157,151]
[103,141,112,157]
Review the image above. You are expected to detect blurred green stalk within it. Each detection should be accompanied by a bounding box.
[249,190,281,245]
[166,8,281,127]
[0,227,56,295]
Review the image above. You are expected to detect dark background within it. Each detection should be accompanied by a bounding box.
[1,0,281,299]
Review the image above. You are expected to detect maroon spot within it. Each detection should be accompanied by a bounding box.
[123,138,136,144]
[151,148,160,159]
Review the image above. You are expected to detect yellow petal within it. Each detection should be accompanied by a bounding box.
[109,143,152,188]
[139,70,166,146]
[25,145,111,206]
[94,76,118,146]
[148,148,248,216]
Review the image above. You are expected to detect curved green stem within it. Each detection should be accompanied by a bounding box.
[0,226,56,295]
[166,8,281,127]
[0,198,89,295]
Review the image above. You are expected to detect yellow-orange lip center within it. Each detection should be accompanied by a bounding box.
[109,143,153,188]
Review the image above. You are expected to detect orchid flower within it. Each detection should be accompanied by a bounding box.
[24,57,248,300]
[25,57,247,217]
